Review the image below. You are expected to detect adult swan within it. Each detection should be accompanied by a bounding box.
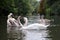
[7,13,22,33]
[18,16,50,30]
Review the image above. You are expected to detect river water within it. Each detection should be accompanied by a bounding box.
[7,15,60,40]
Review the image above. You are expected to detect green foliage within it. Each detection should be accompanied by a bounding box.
[0,0,39,16]
[17,0,39,16]
[51,1,60,14]
[45,0,60,18]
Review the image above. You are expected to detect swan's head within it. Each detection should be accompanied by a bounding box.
[20,16,25,25]
[8,13,13,18]
[40,15,45,19]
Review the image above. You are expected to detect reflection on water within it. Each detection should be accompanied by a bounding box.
[8,29,52,40]
[7,16,55,40]
[23,29,51,40]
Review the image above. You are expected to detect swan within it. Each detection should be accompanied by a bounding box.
[20,23,50,30]
[7,13,21,27]
[18,16,50,30]
[7,13,22,33]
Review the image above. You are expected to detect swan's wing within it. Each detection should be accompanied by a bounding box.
[20,23,39,29]
[27,23,49,27]
[20,23,50,30]
[7,19,13,27]
[8,18,20,27]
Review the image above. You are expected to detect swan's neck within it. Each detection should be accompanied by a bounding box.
[23,17,28,26]
[17,16,28,27]
[17,16,23,27]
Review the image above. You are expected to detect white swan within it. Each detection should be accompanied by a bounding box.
[7,13,22,33]
[7,13,21,27]
[20,23,50,30]
[18,16,50,30]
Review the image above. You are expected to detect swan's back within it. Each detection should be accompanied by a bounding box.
[21,23,50,30]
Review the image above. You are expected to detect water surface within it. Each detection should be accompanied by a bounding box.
[7,15,60,40]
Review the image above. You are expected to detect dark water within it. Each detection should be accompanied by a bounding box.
[49,16,60,40]
[7,16,60,40]
[0,16,7,40]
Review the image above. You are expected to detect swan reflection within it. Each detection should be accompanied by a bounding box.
[22,30,52,40]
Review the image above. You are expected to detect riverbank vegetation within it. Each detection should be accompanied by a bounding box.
[0,0,60,17]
